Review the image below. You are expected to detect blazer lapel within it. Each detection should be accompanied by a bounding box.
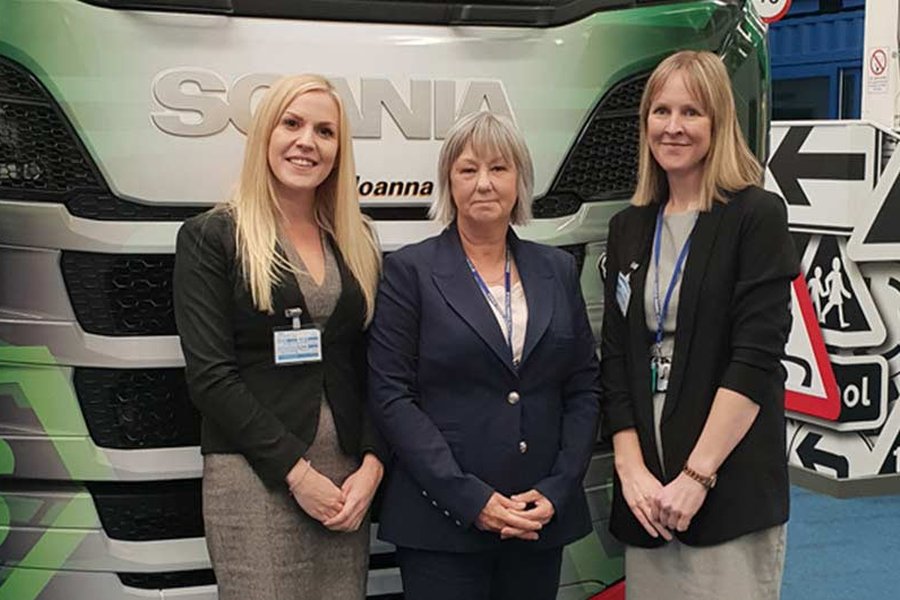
[626,208,657,336]
[626,206,658,438]
[662,202,726,422]
[431,224,517,374]
[511,232,554,367]
[321,237,365,335]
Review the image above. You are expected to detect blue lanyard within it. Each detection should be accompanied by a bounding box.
[466,248,513,353]
[653,203,694,354]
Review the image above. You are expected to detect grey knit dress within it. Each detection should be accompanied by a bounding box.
[202,235,369,600]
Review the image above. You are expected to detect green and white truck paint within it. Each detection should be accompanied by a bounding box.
[0,1,769,598]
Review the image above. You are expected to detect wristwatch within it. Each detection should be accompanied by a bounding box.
[682,463,717,490]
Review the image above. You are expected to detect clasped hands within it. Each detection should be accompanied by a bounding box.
[475,489,555,541]
[620,464,708,540]
[286,454,383,532]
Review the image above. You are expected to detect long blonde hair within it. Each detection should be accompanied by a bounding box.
[631,50,762,210]
[226,74,381,321]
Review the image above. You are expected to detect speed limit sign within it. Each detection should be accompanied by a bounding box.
[756,0,792,24]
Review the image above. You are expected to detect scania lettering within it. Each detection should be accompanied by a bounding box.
[151,71,514,139]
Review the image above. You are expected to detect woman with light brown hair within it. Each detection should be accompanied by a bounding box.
[174,74,383,599]
[600,50,798,599]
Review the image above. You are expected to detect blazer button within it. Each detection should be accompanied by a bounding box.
[444,510,450,517]
[519,440,528,454]
[432,500,438,507]
[507,391,520,405]
[455,520,462,527]
[422,490,428,497]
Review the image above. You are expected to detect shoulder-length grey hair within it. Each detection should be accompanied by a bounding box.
[429,111,534,226]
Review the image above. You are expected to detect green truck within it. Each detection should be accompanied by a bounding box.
[0,1,769,597]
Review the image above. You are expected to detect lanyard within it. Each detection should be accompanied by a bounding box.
[653,202,694,355]
[466,247,513,352]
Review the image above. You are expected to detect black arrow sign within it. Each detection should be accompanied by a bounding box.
[862,167,900,244]
[769,126,866,207]
[797,432,849,478]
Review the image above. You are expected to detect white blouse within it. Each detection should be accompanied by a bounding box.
[486,280,529,365]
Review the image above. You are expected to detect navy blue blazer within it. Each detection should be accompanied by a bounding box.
[368,223,600,552]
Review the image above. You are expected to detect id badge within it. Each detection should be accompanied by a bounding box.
[652,356,671,393]
[616,271,632,317]
[273,326,322,365]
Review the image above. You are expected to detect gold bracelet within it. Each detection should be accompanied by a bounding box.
[682,463,717,490]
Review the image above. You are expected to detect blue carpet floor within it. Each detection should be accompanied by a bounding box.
[782,486,900,600]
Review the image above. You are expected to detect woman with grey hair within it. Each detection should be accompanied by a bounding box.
[367,111,600,599]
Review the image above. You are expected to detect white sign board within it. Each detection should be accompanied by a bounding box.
[766,123,876,235]
[848,148,900,262]
[788,396,900,479]
[866,47,891,95]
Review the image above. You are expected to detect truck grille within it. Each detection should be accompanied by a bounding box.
[0,55,212,220]
[534,73,648,218]
[0,58,103,197]
[67,193,208,221]
[74,368,199,449]
[89,480,204,541]
[118,570,216,589]
[61,252,176,336]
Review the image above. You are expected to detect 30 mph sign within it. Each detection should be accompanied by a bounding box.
[756,0,792,24]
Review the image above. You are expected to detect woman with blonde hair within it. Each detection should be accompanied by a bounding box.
[600,50,798,599]
[174,74,383,600]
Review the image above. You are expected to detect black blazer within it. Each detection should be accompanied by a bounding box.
[600,186,799,547]
[368,224,600,552]
[173,210,381,489]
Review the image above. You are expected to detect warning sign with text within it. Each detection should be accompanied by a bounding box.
[867,47,890,95]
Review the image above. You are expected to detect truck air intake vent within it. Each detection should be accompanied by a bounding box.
[0,56,215,220]
[74,368,200,449]
[119,570,216,590]
[89,480,204,541]
[67,194,209,221]
[61,252,176,336]
[533,73,648,219]
[0,58,103,197]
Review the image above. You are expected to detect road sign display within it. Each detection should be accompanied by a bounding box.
[784,277,841,421]
[770,121,900,488]
[801,236,886,348]
[755,0,792,24]
[766,123,876,235]
[848,148,900,262]
[788,395,900,479]
[859,263,900,376]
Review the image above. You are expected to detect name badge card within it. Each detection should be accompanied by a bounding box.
[274,327,322,365]
[616,271,632,317]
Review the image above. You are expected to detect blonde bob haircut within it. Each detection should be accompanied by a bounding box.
[224,74,381,322]
[632,50,763,210]
[430,110,534,226]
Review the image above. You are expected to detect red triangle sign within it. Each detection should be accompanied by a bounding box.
[784,276,841,420]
